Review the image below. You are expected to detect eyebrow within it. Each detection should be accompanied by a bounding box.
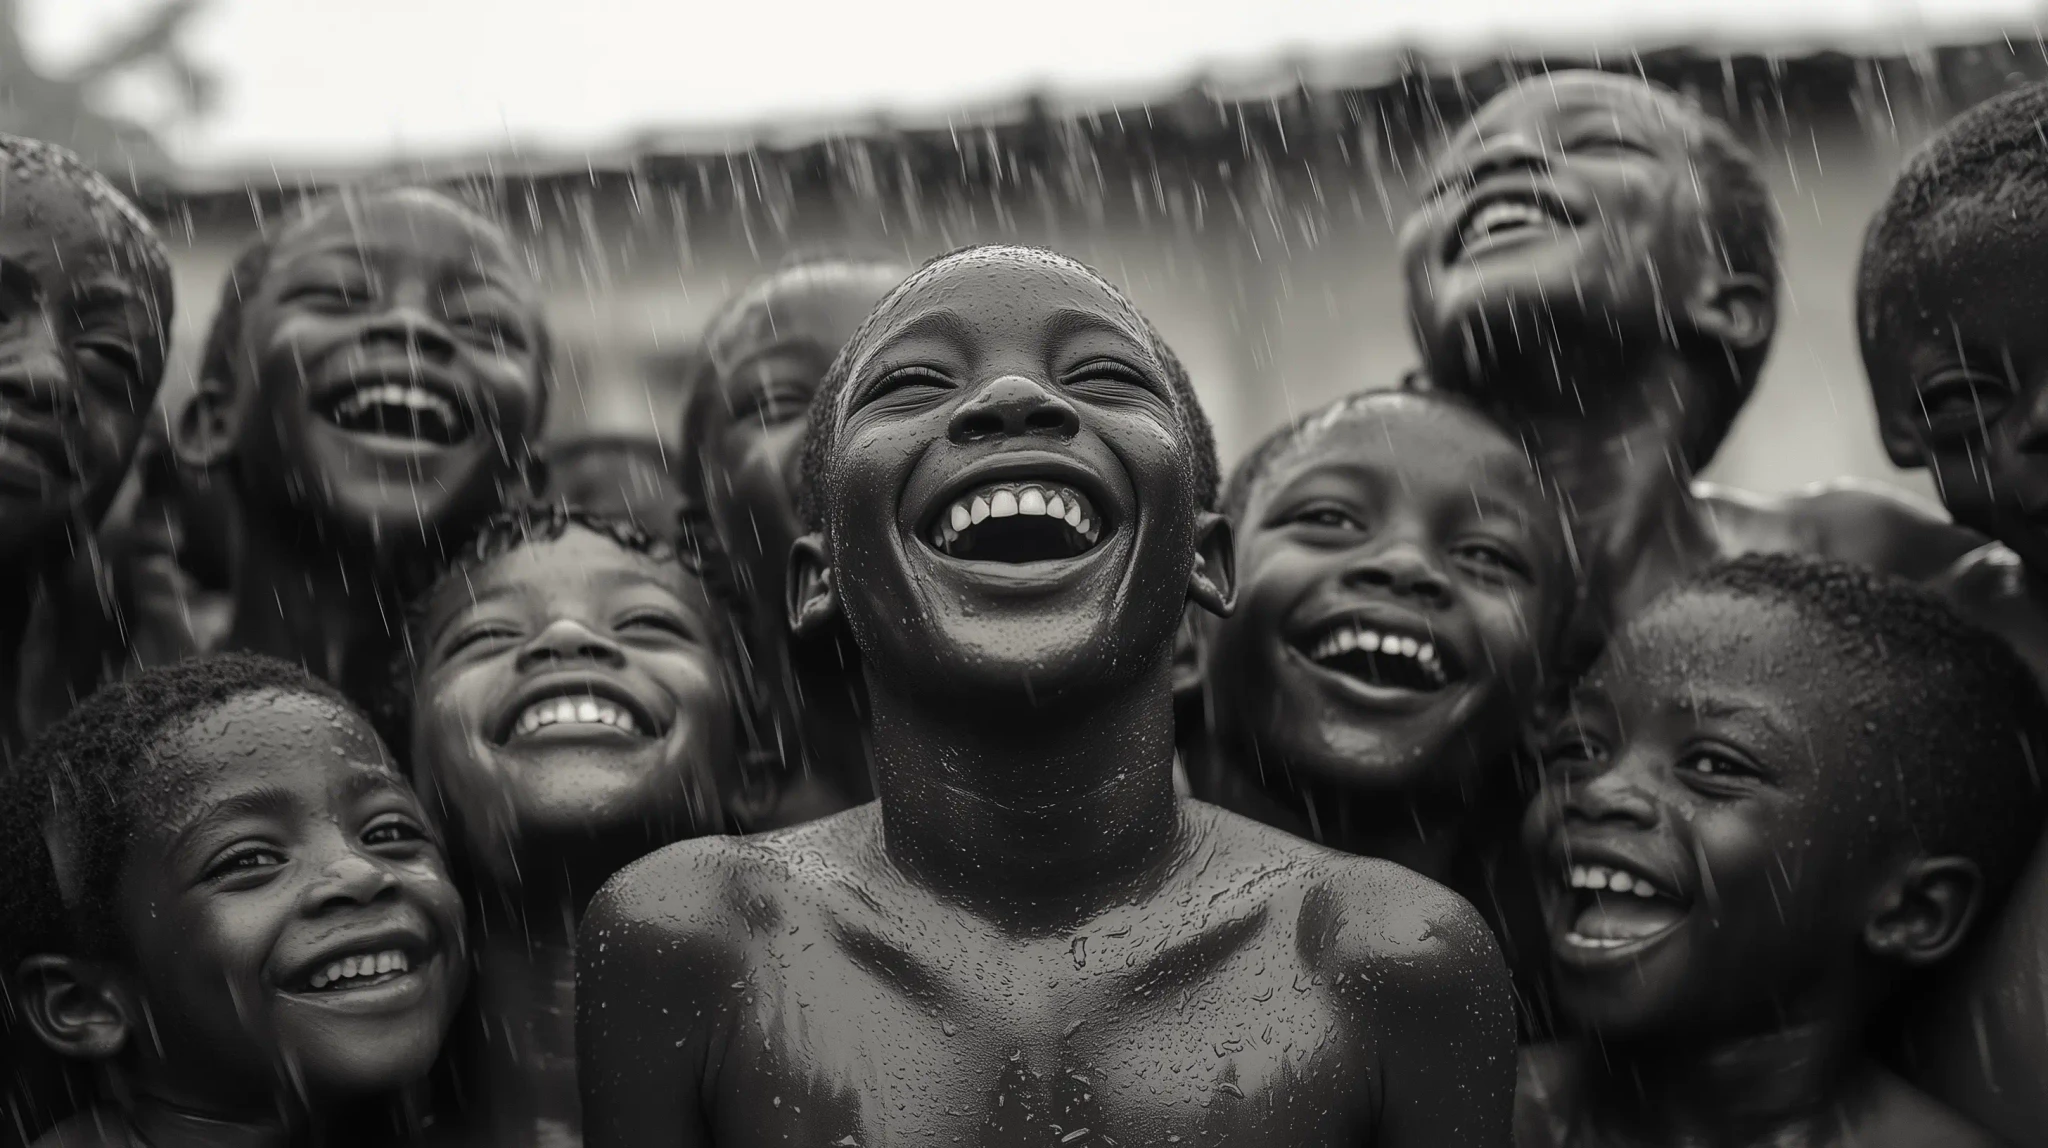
[1045,306,1144,348]
[881,308,979,354]
[1671,690,1796,744]
[167,784,303,855]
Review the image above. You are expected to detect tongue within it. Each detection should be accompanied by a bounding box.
[1573,897,1687,941]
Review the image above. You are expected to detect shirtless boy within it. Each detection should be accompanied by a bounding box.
[176,187,551,704]
[1398,70,1980,670]
[580,245,1515,1147]
[0,135,173,751]
[677,254,908,824]
[1518,554,2042,1148]
[1855,80,2048,1146]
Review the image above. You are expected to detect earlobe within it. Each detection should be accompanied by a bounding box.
[1187,512,1236,619]
[1691,272,1776,354]
[786,533,840,638]
[1864,855,1983,967]
[169,380,241,472]
[15,955,134,1060]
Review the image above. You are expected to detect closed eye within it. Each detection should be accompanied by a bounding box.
[1061,357,1157,393]
[280,280,372,310]
[1915,368,2014,441]
[1452,539,1532,584]
[861,366,953,407]
[442,623,523,659]
[1566,132,1656,157]
[617,612,697,643]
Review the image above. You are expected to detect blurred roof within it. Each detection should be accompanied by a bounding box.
[18,0,2048,187]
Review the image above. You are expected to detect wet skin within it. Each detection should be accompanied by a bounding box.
[1517,592,1999,1147]
[226,188,547,556]
[1398,72,1978,665]
[411,525,735,888]
[1862,209,2048,1146]
[96,691,466,1112]
[1198,395,1568,826]
[0,176,168,556]
[580,247,1515,1147]
[683,262,904,818]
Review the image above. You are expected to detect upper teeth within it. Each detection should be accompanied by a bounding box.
[931,482,1099,551]
[514,696,640,736]
[1568,864,1665,899]
[1306,626,1446,685]
[309,948,410,989]
[333,383,457,424]
[1462,200,1550,242]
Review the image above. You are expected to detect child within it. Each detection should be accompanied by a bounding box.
[676,254,909,825]
[0,653,469,1147]
[1398,70,1978,673]
[1188,389,1570,993]
[1855,80,2048,1145]
[1518,554,2041,1148]
[0,135,173,752]
[396,505,738,1148]
[174,186,552,706]
[580,244,1515,1147]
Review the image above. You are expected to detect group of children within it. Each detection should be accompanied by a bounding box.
[0,63,2045,1148]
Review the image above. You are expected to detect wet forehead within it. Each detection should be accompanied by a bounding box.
[0,176,158,285]
[444,528,705,620]
[1596,594,1847,727]
[1257,400,1542,512]
[272,191,528,283]
[706,265,902,371]
[1455,73,1693,152]
[864,250,1149,359]
[149,690,397,822]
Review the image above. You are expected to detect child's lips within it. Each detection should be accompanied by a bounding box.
[1547,852,1695,967]
[277,931,442,1013]
[492,678,664,746]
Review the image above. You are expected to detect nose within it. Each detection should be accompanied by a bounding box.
[516,617,627,672]
[1453,134,1551,191]
[1343,540,1452,607]
[947,374,1080,444]
[360,299,457,363]
[306,850,402,915]
[1562,755,1660,830]
[0,318,76,417]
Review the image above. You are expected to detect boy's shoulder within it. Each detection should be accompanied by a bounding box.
[1847,1066,2014,1148]
[1934,542,2048,687]
[1693,477,1985,582]
[583,805,882,955]
[1183,802,1504,989]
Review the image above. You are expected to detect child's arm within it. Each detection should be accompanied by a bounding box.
[1329,872,1517,1147]
[578,846,743,1148]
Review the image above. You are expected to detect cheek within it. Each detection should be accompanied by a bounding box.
[470,354,543,430]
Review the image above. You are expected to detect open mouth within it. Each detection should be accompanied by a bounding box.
[1292,617,1464,694]
[316,379,471,446]
[925,481,1103,562]
[305,947,416,992]
[495,683,661,745]
[1557,861,1690,957]
[1447,189,1577,262]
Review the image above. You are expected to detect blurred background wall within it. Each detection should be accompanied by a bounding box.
[12,0,2048,526]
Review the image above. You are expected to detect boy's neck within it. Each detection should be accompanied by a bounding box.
[224,512,412,698]
[124,1099,293,1148]
[1476,349,1722,644]
[766,627,875,811]
[1576,1017,1873,1146]
[867,660,1188,931]
[466,892,582,1148]
[0,554,46,751]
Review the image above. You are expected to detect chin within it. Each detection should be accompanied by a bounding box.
[293,1030,447,1102]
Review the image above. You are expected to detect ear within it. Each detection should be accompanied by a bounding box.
[15,955,135,1060]
[1876,406,1929,470]
[1171,604,1206,711]
[1688,272,1775,356]
[1864,855,1983,968]
[787,533,839,639]
[169,376,240,472]
[1186,512,1236,619]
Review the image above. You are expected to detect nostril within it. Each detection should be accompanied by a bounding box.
[956,411,1004,440]
[1025,408,1070,431]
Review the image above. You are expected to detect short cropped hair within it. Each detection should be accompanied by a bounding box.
[795,244,1219,531]
[1220,388,1517,523]
[0,133,172,300]
[380,504,707,753]
[1857,81,2048,366]
[0,655,356,968]
[1669,553,2048,904]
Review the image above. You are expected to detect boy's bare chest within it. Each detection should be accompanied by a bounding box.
[703,901,1378,1146]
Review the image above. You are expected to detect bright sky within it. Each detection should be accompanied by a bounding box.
[23,0,2045,170]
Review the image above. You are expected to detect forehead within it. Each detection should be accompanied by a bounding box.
[1456,73,1693,149]
[862,251,1148,356]
[0,174,159,287]
[149,690,397,818]
[438,527,703,613]
[271,191,526,283]
[1256,400,1540,505]
[1595,592,1845,711]
[1886,202,2048,342]
[705,265,902,369]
